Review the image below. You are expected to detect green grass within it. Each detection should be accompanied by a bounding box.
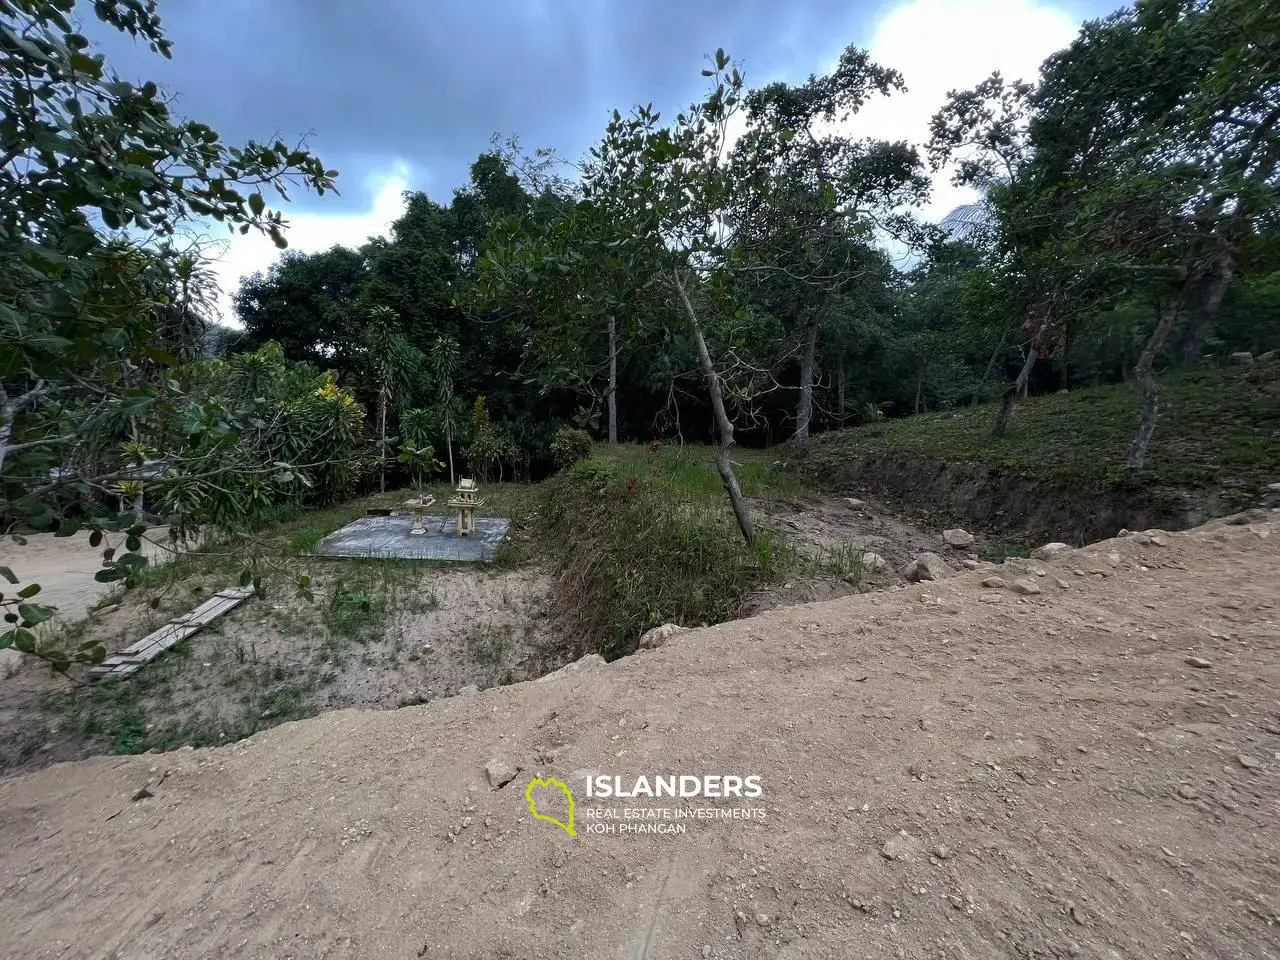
[807,359,1280,495]
[536,445,803,659]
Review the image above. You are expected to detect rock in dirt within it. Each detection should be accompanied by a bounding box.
[1238,754,1261,771]
[881,830,925,862]
[902,553,951,582]
[1011,578,1042,596]
[943,528,975,549]
[537,654,607,682]
[1031,542,1073,561]
[457,685,480,696]
[845,498,866,510]
[484,758,518,790]
[861,552,888,573]
[961,559,980,570]
[639,623,687,650]
[981,576,1006,589]
[1184,656,1212,669]
[1230,351,1254,365]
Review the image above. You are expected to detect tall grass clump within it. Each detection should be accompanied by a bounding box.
[537,456,793,660]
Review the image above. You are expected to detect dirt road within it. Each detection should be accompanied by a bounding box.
[0,512,1277,959]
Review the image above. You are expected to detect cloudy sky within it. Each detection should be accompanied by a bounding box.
[98,0,1116,322]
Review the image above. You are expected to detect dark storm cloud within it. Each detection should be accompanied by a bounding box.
[93,0,879,212]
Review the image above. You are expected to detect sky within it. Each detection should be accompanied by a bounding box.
[97,0,1117,323]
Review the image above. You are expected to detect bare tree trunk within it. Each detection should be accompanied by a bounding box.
[837,358,846,419]
[1128,299,1180,469]
[606,314,618,444]
[793,308,820,457]
[974,335,1006,407]
[674,270,755,547]
[446,426,455,485]
[992,345,1036,438]
[914,374,923,414]
[1180,248,1234,364]
[377,385,388,494]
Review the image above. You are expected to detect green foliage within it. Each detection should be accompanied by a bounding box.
[808,358,1280,492]
[536,450,795,659]
[0,0,344,664]
[549,427,592,471]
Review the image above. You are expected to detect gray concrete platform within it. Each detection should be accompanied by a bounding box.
[311,515,510,562]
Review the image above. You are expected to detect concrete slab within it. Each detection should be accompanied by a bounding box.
[311,515,510,563]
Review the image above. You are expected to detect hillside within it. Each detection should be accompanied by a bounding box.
[0,509,1276,959]
[805,358,1280,543]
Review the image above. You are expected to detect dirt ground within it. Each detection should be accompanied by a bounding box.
[0,562,557,772]
[0,510,1276,959]
[743,494,975,614]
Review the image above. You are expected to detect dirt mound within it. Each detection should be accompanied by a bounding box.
[1,512,1278,959]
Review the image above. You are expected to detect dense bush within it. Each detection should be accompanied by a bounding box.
[549,427,593,470]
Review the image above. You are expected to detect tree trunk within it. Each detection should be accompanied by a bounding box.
[837,358,846,419]
[793,307,820,457]
[377,385,388,494]
[1180,248,1234,363]
[673,270,755,547]
[607,314,618,444]
[1128,299,1180,469]
[446,426,455,485]
[974,335,1006,407]
[992,345,1037,437]
[914,373,923,414]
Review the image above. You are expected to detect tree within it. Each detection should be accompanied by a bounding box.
[359,306,422,492]
[728,47,930,456]
[234,246,368,374]
[427,335,463,484]
[1019,0,1280,465]
[0,0,338,665]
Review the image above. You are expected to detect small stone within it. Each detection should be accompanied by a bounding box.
[979,594,1003,603]
[1229,351,1253,365]
[754,912,771,927]
[934,844,950,860]
[861,552,888,573]
[1184,656,1212,669]
[458,684,480,696]
[981,576,1006,589]
[1031,542,1072,561]
[881,830,924,862]
[484,758,518,789]
[1011,578,1042,596]
[702,947,712,959]
[961,559,980,570]
[943,528,975,549]
[639,622,687,650]
[903,552,951,582]
[1176,784,1199,800]
[1238,754,1261,770]
[845,498,866,510]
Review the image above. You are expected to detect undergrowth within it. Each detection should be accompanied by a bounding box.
[807,359,1280,494]
[537,450,798,660]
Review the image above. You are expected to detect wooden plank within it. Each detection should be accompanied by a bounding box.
[88,588,252,682]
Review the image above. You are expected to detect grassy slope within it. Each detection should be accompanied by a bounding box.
[535,444,810,659]
[809,359,1280,498]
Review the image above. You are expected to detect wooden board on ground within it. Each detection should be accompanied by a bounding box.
[88,587,253,681]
